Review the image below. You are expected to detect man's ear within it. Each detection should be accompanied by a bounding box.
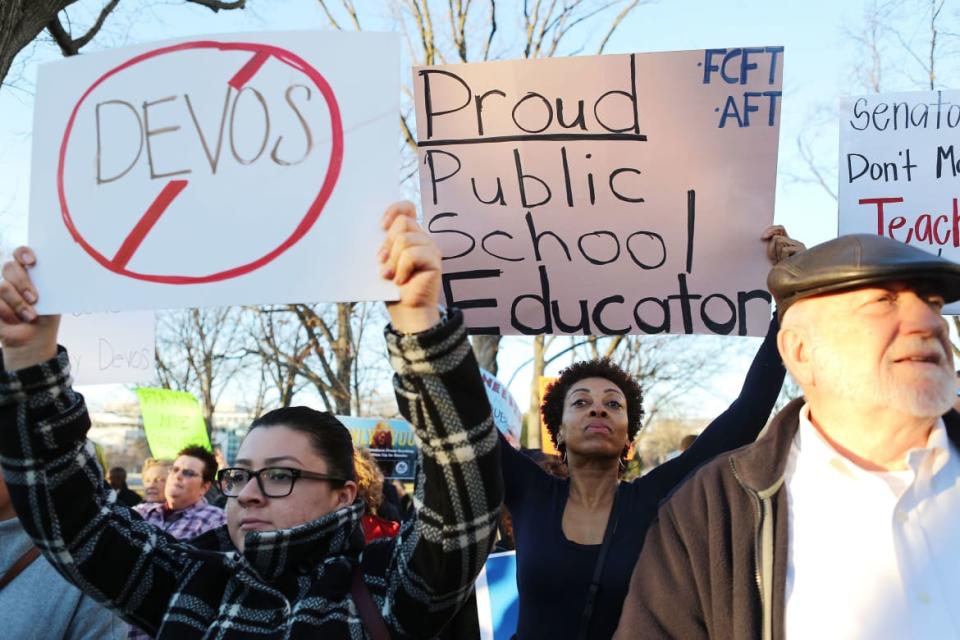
[337,481,359,509]
[778,324,813,387]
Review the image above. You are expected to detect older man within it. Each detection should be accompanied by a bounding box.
[614,234,960,639]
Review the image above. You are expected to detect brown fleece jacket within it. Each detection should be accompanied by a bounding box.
[613,399,960,640]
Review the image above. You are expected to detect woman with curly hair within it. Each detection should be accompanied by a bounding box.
[500,227,804,640]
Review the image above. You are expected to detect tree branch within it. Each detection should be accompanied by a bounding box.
[185,0,246,12]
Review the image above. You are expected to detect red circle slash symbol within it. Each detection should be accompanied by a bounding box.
[57,41,344,284]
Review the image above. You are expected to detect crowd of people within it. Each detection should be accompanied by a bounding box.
[1,200,959,639]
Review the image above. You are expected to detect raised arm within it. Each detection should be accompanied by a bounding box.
[640,226,804,501]
[0,248,190,635]
[377,202,503,638]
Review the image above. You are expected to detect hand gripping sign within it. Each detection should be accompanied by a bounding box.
[29,32,399,313]
[414,47,783,337]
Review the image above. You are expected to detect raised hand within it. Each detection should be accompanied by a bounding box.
[762,225,806,265]
[0,247,60,370]
[378,201,442,333]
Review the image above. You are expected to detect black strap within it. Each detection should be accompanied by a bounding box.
[0,547,41,592]
[351,564,391,640]
[577,489,621,640]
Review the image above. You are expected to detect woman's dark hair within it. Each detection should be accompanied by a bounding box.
[249,407,356,482]
[540,359,644,464]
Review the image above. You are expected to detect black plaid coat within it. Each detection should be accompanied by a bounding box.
[0,310,501,639]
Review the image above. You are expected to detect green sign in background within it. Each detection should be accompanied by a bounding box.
[136,387,211,460]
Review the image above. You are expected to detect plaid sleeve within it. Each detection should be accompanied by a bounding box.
[0,348,193,635]
[382,309,502,638]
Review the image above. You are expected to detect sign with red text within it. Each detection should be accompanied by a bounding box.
[60,311,156,385]
[29,32,399,313]
[414,47,782,336]
[839,89,960,314]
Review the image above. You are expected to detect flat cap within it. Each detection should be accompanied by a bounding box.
[768,233,960,316]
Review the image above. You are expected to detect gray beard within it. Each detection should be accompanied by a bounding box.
[811,344,955,419]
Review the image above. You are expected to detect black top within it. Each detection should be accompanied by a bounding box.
[503,316,785,640]
[115,486,143,508]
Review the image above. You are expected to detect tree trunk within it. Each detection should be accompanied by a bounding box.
[333,302,354,415]
[471,334,501,375]
[526,335,545,448]
[0,1,71,88]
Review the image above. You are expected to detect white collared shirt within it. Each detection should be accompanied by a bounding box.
[784,404,960,639]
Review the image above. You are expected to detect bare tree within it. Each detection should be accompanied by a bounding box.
[155,306,250,433]
[316,0,652,387]
[791,0,960,200]
[793,0,960,349]
[0,0,245,90]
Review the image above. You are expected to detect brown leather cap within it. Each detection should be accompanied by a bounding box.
[768,234,960,316]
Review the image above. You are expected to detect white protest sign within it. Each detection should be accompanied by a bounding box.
[414,47,782,336]
[59,311,156,385]
[479,368,522,447]
[839,90,960,313]
[29,32,399,313]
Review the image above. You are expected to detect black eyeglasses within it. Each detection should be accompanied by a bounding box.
[216,467,346,498]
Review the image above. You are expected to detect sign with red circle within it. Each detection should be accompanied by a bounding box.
[29,32,400,314]
[58,41,343,284]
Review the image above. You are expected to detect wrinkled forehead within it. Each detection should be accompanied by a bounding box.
[787,279,942,317]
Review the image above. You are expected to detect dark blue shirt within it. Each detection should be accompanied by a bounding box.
[503,317,785,639]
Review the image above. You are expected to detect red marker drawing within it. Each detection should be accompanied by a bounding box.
[58,41,343,285]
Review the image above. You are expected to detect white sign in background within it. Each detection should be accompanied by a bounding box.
[415,47,782,336]
[839,90,960,314]
[60,311,156,385]
[29,31,399,314]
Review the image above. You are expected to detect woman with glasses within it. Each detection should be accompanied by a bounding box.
[0,203,502,639]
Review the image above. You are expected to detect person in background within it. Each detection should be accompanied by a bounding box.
[109,467,143,508]
[203,448,228,508]
[678,433,697,452]
[130,448,226,640]
[140,458,171,503]
[133,445,225,539]
[0,463,128,640]
[354,448,401,543]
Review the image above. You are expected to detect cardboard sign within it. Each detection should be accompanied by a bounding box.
[839,90,960,313]
[414,47,782,336]
[60,311,156,385]
[480,367,522,446]
[136,387,211,459]
[339,416,418,481]
[475,551,519,640]
[29,32,399,313]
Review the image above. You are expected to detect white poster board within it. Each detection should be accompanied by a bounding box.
[60,311,156,385]
[839,90,960,314]
[414,47,782,336]
[29,31,399,313]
